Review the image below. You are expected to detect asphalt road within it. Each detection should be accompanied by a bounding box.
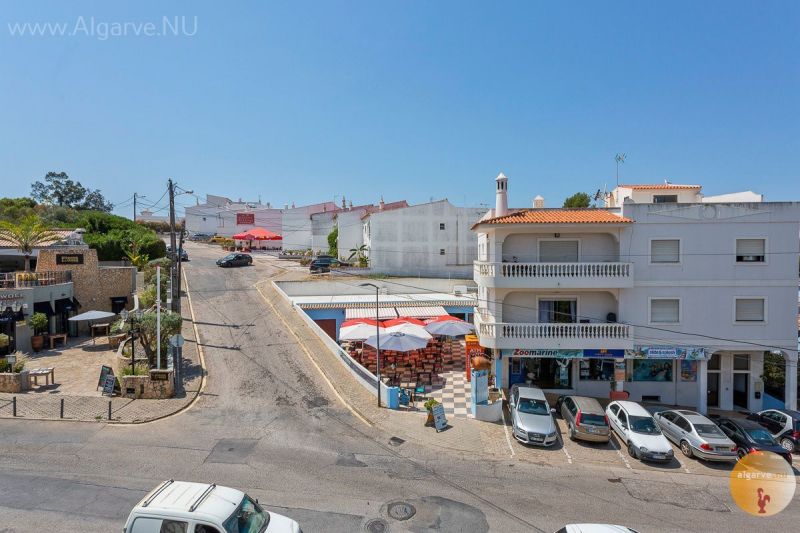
[0,241,797,532]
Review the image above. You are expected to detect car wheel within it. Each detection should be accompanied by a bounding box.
[568,424,576,441]
[627,442,638,459]
[779,437,795,453]
[680,440,693,458]
[737,449,747,460]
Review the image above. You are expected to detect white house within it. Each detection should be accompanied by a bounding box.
[331,199,409,260]
[473,173,799,414]
[606,183,764,207]
[363,199,488,278]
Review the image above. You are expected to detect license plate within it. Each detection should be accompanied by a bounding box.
[652,454,665,459]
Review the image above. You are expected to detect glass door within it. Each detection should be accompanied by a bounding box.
[707,373,720,408]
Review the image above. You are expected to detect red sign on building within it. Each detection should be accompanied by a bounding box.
[236,213,255,225]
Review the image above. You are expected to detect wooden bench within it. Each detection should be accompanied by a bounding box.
[49,333,67,350]
[28,367,55,386]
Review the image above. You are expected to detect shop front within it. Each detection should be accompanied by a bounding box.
[498,345,711,410]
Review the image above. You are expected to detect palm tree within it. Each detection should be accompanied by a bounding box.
[348,244,369,266]
[0,216,59,272]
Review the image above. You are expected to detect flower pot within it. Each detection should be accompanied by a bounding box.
[425,411,435,427]
[31,335,44,352]
[471,355,492,371]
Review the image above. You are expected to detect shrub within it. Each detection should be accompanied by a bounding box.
[424,398,439,412]
[28,312,49,335]
[120,365,149,376]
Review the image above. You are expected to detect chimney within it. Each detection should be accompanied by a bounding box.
[379,196,385,210]
[284,203,289,210]
[291,202,296,208]
[266,202,271,209]
[341,196,346,210]
[349,200,353,209]
[533,195,544,208]
[495,172,509,217]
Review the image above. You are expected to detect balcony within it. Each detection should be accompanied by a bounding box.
[474,261,633,289]
[475,317,633,350]
[0,271,72,289]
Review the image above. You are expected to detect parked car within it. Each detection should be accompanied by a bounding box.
[124,480,301,533]
[654,409,737,462]
[555,526,639,533]
[166,246,189,261]
[606,400,674,462]
[556,395,610,443]
[714,416,793,465]
[189,232,213,241]
[508,385,558,446]
[216,253,252,267]
[746,409,800,453]
[309,256,342,273]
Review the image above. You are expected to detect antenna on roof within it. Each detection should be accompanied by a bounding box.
[615,153,626,187]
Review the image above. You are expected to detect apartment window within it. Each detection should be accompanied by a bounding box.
[439,249,446,255]
[653,194,678,203]
[733,354,750,371]
[736,239,765,263]
[735,298,765,323]
[538,299,577,323]
[539,240,579,262]
[439,223,446,230]
[650,298,680,324]
[650,239,680,263]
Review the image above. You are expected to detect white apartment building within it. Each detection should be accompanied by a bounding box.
[606,183,763,207]
[363,200,488,278]
[474,173,799,413]
[184,194,335,240]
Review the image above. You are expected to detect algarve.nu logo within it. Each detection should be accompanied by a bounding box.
[730,451,796,517]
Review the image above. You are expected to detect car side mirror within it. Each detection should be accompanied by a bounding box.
[550,408,556,414]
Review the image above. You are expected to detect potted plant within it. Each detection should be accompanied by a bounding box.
[28,312,49,352]
[424,398,439,427]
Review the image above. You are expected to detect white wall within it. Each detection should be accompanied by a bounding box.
[336,208,370,261]
[364,200,487,278]
[280,202,337,251]
[500,290,618,324]
[501,232,619,262]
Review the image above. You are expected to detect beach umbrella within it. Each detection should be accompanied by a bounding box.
[341,318,381,328]
[424,315,475,337]
[364,332,429,352]
[68,310,116,322]
[384,322,432,339]
[383,317,426,327]
[339,322,384,340]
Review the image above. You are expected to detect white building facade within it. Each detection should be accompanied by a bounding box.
[363,200,488,278]
[474,176,799,414]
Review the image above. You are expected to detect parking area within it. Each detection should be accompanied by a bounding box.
[501,406,761,478]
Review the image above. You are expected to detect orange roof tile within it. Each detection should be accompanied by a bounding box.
[477,209,632,226]
[618,184,701,190]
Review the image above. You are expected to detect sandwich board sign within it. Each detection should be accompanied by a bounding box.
[102,375,117,396]
[97,365,113,390]
[432,403,448,432]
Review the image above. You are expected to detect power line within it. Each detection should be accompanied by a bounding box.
[325,269,798,353]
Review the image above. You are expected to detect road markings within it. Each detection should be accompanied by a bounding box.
[254,281,372,428]
[609,436,632,470]
[500,409,516,458]
[561,440,573,464]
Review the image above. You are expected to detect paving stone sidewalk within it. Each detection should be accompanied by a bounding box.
[261,278,512,458]
[0,291,203,424]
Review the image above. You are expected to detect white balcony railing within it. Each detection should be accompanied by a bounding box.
[476,318,633,350]
[474,261,633,288]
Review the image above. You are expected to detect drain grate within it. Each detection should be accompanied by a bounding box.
[388,436,405,446]
[365,518,388,532]
[387,501,416,521]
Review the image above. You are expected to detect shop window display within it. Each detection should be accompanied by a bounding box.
[631,359,673,382]
[579,359,615,381]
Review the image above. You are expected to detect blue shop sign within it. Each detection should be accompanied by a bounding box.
[583,349,625,358]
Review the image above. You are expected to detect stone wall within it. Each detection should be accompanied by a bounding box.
[0,371,30,393]
[36,248,135,314]
[119,370,174,399]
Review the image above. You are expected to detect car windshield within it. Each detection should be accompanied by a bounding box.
[517,398,549,415]
[223,254,236,260]
[629,415,661,435]
[694,423,725,438]
[580,413,607,426]
[223,495,270,533]
[746,427,777,445]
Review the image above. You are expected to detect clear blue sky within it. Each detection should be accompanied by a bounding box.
[2,1,798,218]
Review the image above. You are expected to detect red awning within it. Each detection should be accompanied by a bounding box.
[233,227,282,240]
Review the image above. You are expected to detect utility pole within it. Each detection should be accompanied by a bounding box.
[175,224,185,315]
[168,179,178,312]
[133,192,146,222]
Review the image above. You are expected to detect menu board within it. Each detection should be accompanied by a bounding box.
[432,403,448,432]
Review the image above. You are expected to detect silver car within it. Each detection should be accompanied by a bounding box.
[509,385,558,446]
[654,409,737,462]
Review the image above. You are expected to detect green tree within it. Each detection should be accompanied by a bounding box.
[563,192,591,208]
[327,225,338,257]
[30,171,113,212]
[121,310,182,368]
[0,198,37,223]
[0,216,60,271]
[348,244,369,267]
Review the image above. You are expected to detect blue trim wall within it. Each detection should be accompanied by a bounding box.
[303,308,346,340]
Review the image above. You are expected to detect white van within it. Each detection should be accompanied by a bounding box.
[123,480,301,533]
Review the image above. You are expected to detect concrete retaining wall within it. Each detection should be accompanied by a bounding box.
[0,371,30,393]
[119,370,175,399]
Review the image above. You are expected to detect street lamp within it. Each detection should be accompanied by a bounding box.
[359,282,381,408]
